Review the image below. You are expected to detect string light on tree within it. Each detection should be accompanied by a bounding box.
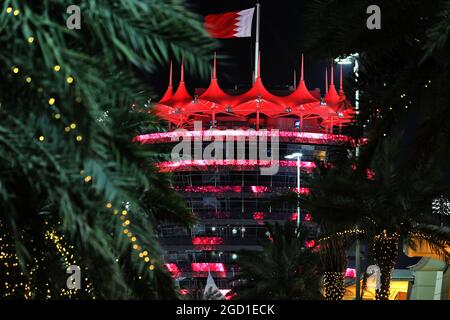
[105,204,157,274]
[373,230,399,300]
[323,271,346,300]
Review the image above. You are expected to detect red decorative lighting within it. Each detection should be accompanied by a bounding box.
[304,213,312,222]
[293,187,311,195]
[251,186,269,193]
[191,263,226,273]
[179,289,190,295]
[367,168,375,180]
[192,237,224,245]
[165,263,181,278]
[252,212,265,220]
[291,212,312,222]
[305,240,316,248]
[345,268,356,278]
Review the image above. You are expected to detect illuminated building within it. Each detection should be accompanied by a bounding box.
[135,54,360,294]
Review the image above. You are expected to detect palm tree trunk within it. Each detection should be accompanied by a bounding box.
[320,236,347,300]
[372,231,399,300]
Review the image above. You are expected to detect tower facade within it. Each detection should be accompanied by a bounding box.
[135,55,359,297]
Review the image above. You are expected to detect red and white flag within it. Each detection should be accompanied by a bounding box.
[204,8,255,39]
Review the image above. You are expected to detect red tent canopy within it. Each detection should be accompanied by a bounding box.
[150,54,356,132]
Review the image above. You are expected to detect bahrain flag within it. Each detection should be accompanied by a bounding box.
[204,8,255,38]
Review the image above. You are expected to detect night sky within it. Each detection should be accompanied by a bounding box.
[150,0,351,98]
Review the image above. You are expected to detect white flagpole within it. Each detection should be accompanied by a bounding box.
[254,1,261,83]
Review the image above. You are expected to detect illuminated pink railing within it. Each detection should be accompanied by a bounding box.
[174,185,311,194]
[192,237,224,245]
[157,159,316,172]
[191,263,227,277]
[134,130,359,146]
[174,186,243,193]
[250,186,269,193]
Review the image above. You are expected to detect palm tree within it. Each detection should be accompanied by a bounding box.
[0,0,214,299]
[230,222,322,300]
[318,235,348,300]
[303,0,450,300]
[299,161,363,300]
[303,135,450,300]
[352,136,450,300]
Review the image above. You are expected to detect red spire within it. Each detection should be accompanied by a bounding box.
[330,62,334,85]
[180,58,185,82]
[200,52,236,107]
[159,61,174,103]
[300,53,304,81]
[213,52,217,79]
[282,54,318,107]
[257,51,261,79]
